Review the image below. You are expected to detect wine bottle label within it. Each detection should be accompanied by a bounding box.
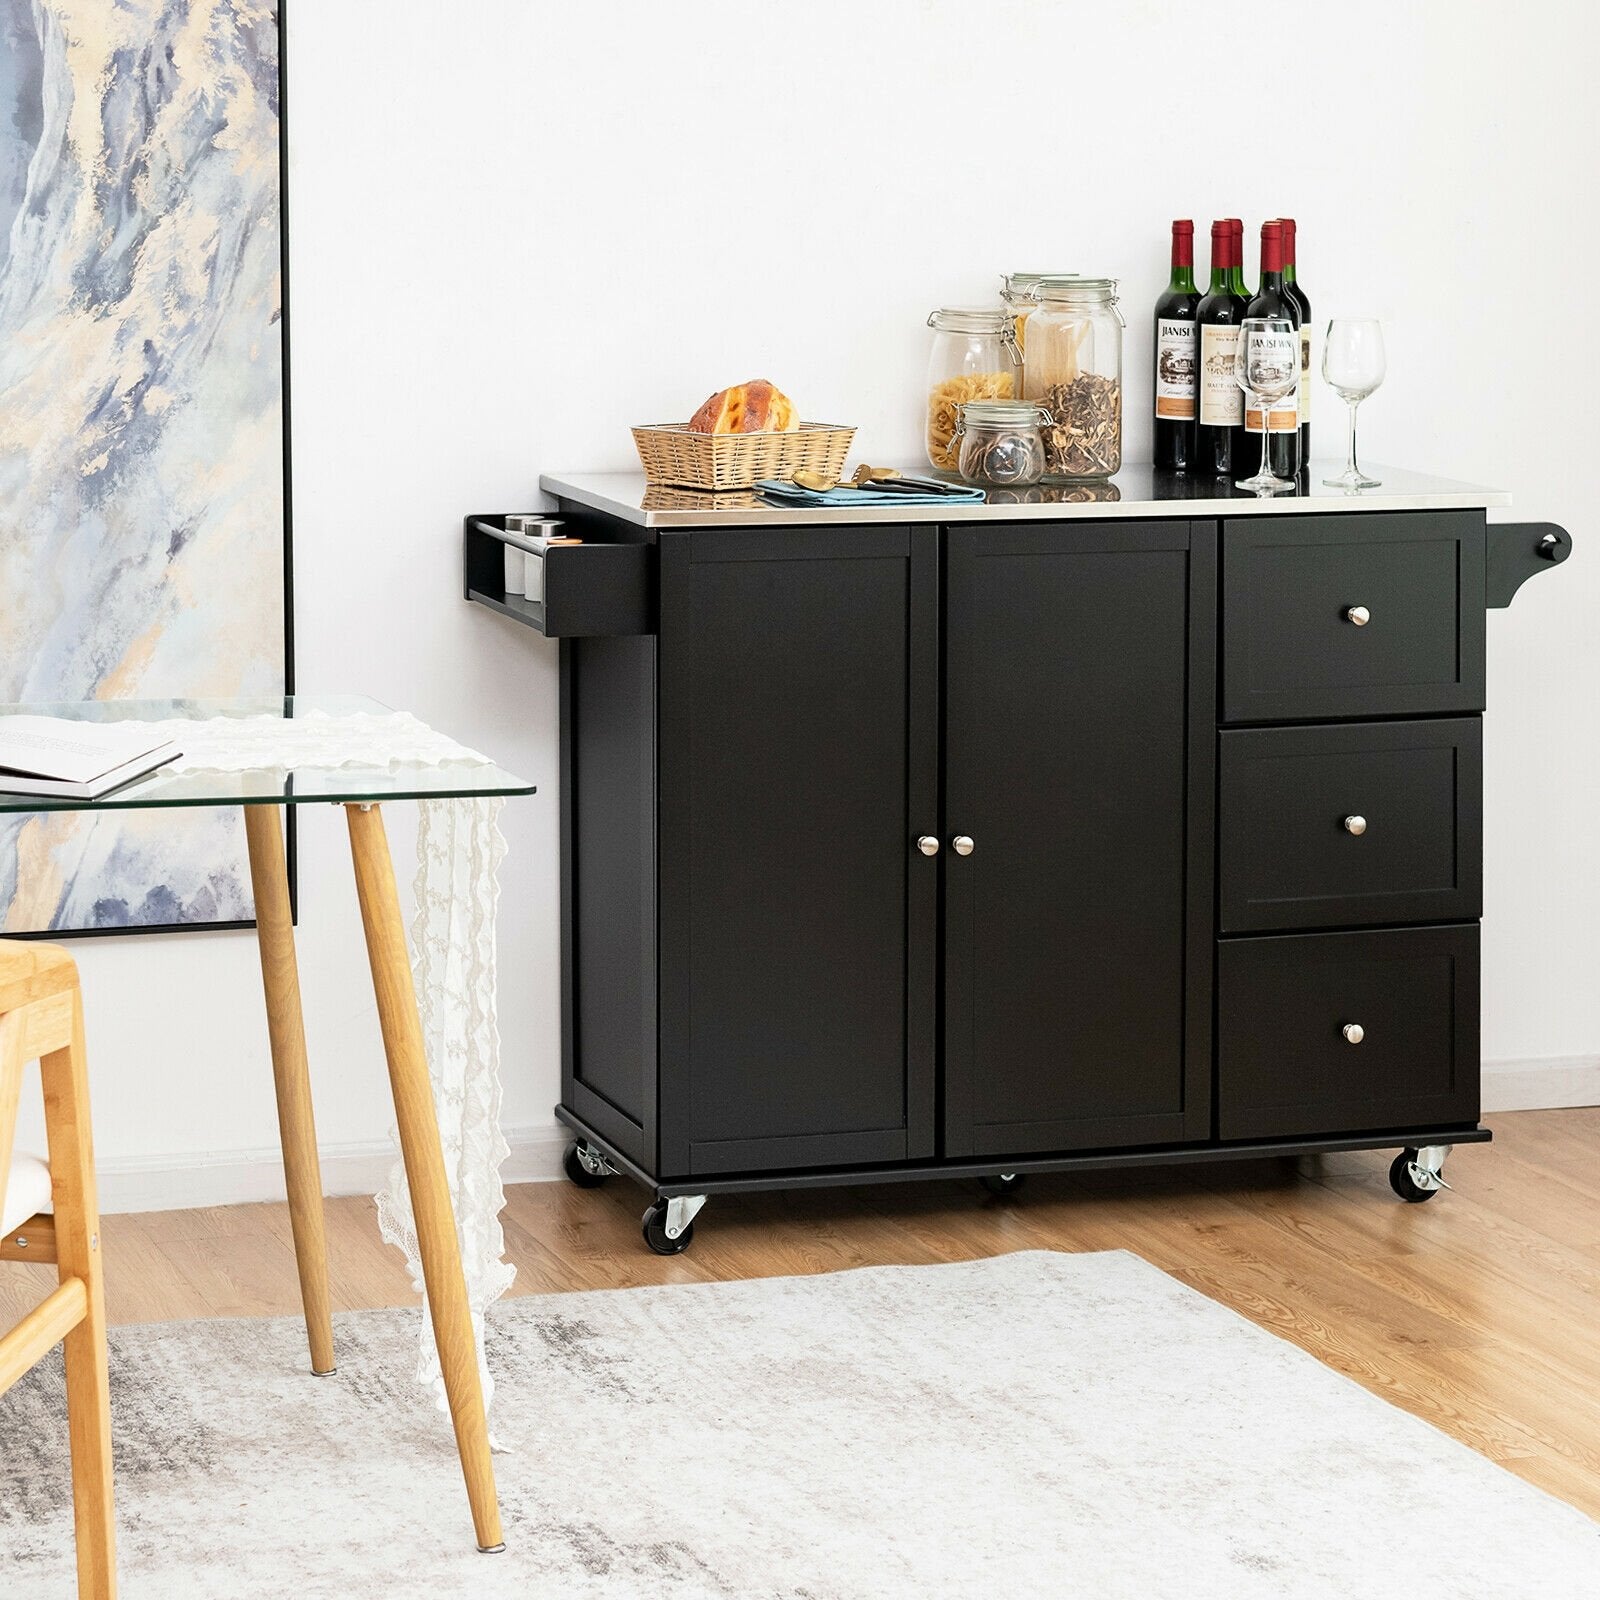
[1155,317,1197,420]
[1246,401,1300,433]
[1297,326,1312,424]
[1199,325,1244,426]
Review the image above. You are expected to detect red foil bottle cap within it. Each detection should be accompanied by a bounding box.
[1279,217,1298,264]
[1171,218,1194,267]
[1260,220,1284,274]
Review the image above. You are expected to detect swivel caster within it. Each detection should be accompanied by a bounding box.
[1389,1144,1452,1203]
[642,1195,706,1256]
[563,1140,616,1189]
[980,1172,1026,1198]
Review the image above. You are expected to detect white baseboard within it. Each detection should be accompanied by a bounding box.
[95,1120,570,1215]
[1481,1055,1600,1113]
[88,1062,1600,1213]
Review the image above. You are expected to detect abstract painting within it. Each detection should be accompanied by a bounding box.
[0,1,287,932]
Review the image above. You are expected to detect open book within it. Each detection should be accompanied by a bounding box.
[0,715,182,799]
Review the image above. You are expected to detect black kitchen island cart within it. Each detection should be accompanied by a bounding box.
[465,466,1571,1254]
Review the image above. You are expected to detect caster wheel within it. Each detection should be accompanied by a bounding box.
[980,1172,1026,1198]
[563,1141,609,1189]
[1389,1149,1439,1203]
[642,1200,695,1256]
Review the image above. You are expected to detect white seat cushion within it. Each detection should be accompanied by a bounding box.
[1,1151,52,1236]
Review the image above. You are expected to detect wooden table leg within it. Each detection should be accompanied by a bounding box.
[243,805,336,1376]
[344,802,505,1553]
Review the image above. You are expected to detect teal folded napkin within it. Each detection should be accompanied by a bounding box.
[757,478,987,508]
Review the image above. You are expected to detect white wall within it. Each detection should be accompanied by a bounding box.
[17,0,1600,1208]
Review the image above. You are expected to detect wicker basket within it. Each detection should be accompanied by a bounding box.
[632,422,855,492]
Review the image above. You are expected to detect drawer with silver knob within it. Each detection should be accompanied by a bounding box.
[1221,511,1486,724]
[1217,924,1480,1141]
[1218,718,1482,932]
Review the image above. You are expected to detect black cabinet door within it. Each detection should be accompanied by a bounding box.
[656,525,939,1178]
[943,521,1214,1158]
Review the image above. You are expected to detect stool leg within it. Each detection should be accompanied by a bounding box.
[243,806,336,1376]
[40,991,117,1599]
[344,803,504,1552]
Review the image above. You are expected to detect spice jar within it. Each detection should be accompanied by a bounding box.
[1022,276,1124,481]
[925,307,1020,474]
[953,400,1052,488]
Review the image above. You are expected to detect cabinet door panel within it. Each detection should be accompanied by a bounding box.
[944,522,1211,1158]
[657,526,938,1177]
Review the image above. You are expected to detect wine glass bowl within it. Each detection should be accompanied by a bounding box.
[1322,318,1385,489]
[1233,316,1299,494]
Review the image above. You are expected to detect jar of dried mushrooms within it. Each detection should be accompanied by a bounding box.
[925,307,1021,475]
[953,400,1052,488]
[1023,276,1125,482]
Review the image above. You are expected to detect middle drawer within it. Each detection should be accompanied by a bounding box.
[1219,718,1482,933]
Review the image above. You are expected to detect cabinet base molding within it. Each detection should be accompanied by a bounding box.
[554,1106,1491,1200]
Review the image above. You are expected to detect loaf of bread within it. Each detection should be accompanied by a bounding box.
[686,380,798,434]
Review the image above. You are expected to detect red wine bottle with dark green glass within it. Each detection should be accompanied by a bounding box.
[1153,219,1200,472]
[1195,220,1250,477]
[1279,217,1312,468]
[1244,220,1302,480]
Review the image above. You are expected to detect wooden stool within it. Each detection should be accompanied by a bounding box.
[0,942,116,1598]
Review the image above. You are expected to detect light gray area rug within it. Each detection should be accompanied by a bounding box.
[2,1250,1595,1597]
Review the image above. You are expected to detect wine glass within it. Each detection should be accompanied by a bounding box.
[1322,318,1385,489]
[1233,316,1299,494]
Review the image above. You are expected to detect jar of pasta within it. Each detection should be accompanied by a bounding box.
[1023,276,1124,482]
[999,272,1074,355]
[925,307,1020,475]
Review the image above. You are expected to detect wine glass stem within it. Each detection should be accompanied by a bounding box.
[1345,397,1361,480]
[1257,395,1271,479]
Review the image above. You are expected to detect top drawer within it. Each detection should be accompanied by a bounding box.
[1222,512,1485,724]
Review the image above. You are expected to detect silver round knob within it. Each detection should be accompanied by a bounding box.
[1346,605,1370,627]
[916,835,940,857]
[1342,1023,1365,1044]
[1343,815,1367,836]
[952,835,975,857]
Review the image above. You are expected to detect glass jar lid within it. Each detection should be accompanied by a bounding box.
[1030,275,1119,303]
[1001,271,1072,298]
[927,306,1013,334]
[957,400,1052,428]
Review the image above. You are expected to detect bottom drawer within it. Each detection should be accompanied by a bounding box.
[1218,924,1479,1141]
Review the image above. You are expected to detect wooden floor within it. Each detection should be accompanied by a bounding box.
[5,1107,1599,1518]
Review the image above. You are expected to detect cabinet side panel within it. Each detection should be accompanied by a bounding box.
[566,635,657,1163]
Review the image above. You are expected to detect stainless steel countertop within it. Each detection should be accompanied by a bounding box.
[540,464,1512,529]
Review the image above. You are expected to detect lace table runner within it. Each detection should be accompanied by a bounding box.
[125,710,515,1420]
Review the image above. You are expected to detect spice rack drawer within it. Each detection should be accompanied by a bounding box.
[1217,924,1479,1141]
[1221,511,1486,724]
[463,516,654,638]
[1218,718,1482,933]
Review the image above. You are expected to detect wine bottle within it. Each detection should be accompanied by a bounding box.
[1226,220,1253,466]
[1195,219,1249,477]
[1244,220,1302,479]
[1153,220,1201,472]
[1278,217,1311,469]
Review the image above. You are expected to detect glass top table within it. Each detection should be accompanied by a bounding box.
[0,693,532,1545]
[0,694,535,812]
